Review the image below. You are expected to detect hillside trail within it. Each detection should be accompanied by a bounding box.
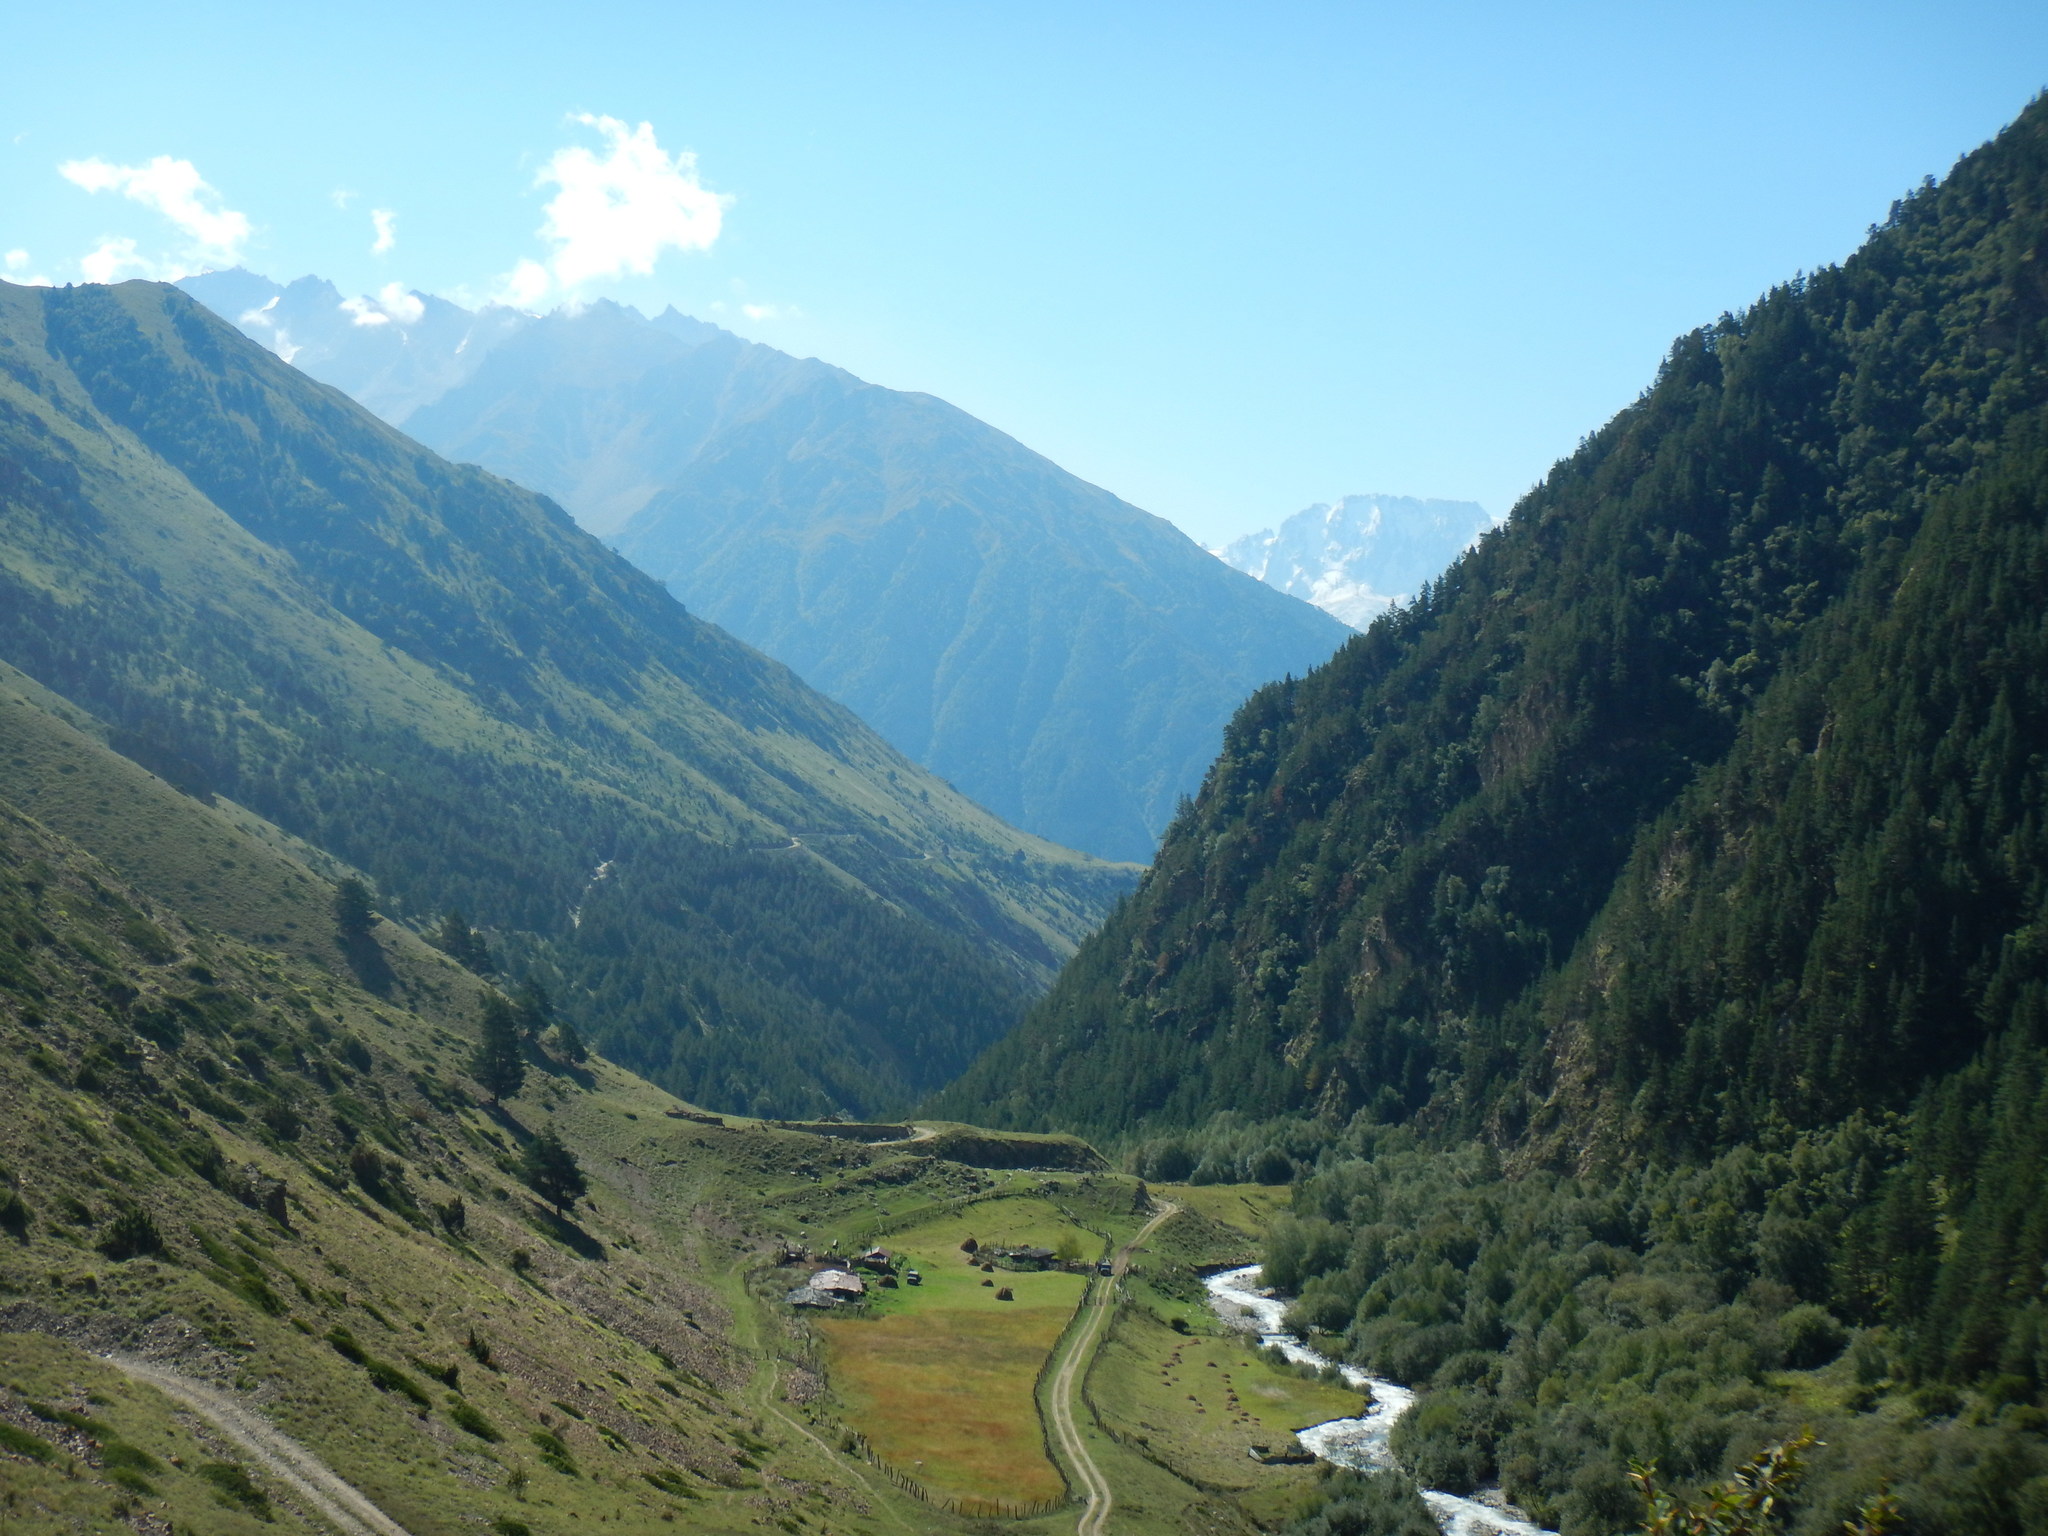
[1047,1200,1179,1536]
[101,1353,416,1536]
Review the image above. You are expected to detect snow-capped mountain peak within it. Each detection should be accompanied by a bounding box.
[1215,493,1494,629]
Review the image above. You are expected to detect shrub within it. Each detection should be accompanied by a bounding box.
[365,1359,431,1408]
[1281,1470,1437,1536]
[529,1428,577,1476]
[448,1399,502,1441]
[1253,1146,1295,1185]
[98,1207,163,1261]
[326,1326,368,1364]
[0,1422,54,1461]
[1779,1304,1849,1369]
[198,1461,273,1520]
[1390,1387,1497,1495]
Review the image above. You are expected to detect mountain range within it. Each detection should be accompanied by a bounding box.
[178,271,1354,863]
[0,276,1129,1120]
[5,89,2047,1536]
[1215,493,1495,628]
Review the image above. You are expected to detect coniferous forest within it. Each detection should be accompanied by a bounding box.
[933,95,2048,1534]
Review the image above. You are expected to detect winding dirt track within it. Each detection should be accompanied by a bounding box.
[102,1354,416,1536]
[1046,1202,1179,1536]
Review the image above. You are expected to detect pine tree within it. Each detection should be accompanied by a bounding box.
[470,992,525,1105]
[334,877,375,939]
[519,1125,587,1218]
[512,979,552,1042]
[435,910,493,975]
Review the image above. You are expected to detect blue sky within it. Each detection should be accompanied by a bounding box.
[4,2,2044,545]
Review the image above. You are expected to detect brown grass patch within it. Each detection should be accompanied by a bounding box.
[819,1275,1082,1505]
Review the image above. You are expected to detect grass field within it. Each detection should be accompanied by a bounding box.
[814,1197,1098,1506]
[1144,1182,1291,1238]
[1087,1303,1366,1511]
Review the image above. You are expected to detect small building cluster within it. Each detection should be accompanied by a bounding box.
[782,1243,922,1308]
[786,1267,866,1309]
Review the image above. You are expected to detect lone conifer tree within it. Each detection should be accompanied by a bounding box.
[471,992,525,1105]
[519,1125,588,1218]
[334,877,375,938]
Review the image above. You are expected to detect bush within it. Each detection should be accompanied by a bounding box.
[98,1207,162,1261]
[198,1461,273,1519]
[1282,1470,1438,1536]
[1779,1304,1849,1369]
[0,1422,54,1461]
[1390,1387,1497,1495]
[529,1428,577,1476]
[365,1359,431,1408]
[1254,1146,1296,1184]
[448,1399,502,1441]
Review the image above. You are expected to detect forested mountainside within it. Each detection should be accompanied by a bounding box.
[182,278,1354,864]
[0,278,1132,1119]
[936,95,2048,1150]
[929,98,2048,1536]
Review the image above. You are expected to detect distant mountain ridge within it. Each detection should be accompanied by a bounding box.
[1215,493,1494,629]
[178,271,1353,863]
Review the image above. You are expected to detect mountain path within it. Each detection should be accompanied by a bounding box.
[101,1353,416,1536]
[1047,1201,1179,1536]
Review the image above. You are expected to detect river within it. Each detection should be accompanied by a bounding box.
[1204,1266,1554,1536]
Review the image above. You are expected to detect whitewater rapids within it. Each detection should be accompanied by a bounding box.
[1203,1266,1554,1536]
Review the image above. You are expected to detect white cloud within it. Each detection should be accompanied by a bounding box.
[59,155,251,270]
[371,208,396,255]
[331,188,356,209]
[492,257,552,310]
[80,237,159,283]
[510,114,727,305]
[2,248,52,286]
[741,302,797,322]
[339,282,426,329]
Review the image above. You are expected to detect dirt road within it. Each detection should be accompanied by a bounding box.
[1045,1201,1179,1536]
[103,1354,416,1536]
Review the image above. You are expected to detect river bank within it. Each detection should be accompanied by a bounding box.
[1203,1266,1553,1536]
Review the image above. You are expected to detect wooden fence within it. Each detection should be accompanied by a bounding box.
[839,1426,1073,1520]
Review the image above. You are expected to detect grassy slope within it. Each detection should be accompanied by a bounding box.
[0,706,961,1533]
[0,688,1338,1536]
[0,276,1136,1118]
